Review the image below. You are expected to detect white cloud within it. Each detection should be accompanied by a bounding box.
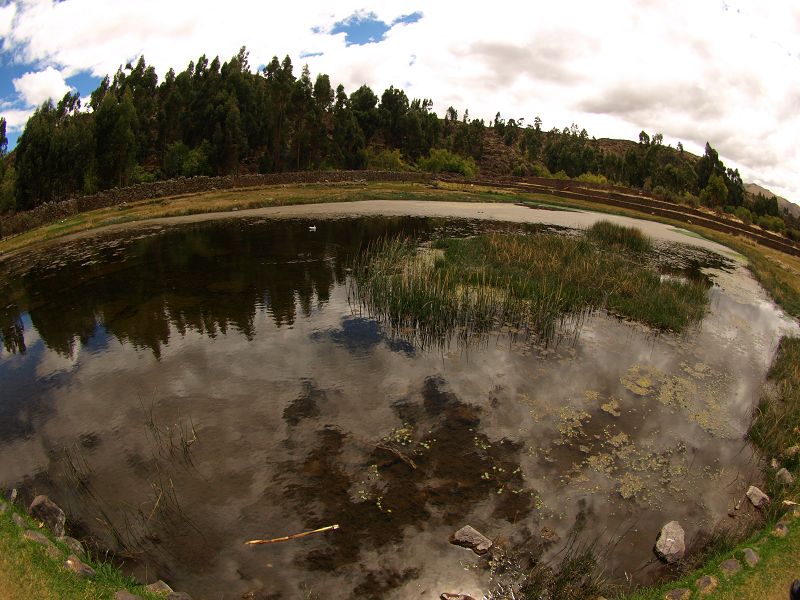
[0,2,16,37]
[1,107,34,131]
[12,66,72,106]
[0,0,798,201]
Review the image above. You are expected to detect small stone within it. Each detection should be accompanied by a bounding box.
[664,589,691,600]
[654,521,685,564]
[167,593,193,600]
[449,525,493,555]
[742,548,759,567]
[12,513,26,528]
[147,580,174,593]
[773,523,789,538]
[10,488,17,503]
[60,536,85,557]
[30,495,66,538]
[746,486,770,509]
[441,594,476,600]
[696,574,718,595]
[23,530,53,547]
[114,592,144,600]
[783,445,800,460]
[776,468,795,485]
[64,554,96,578]
[23,530,61,559]
[719,558,741,577]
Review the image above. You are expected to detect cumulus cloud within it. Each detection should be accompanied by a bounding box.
[0,0,798,200]
[12,66,72,106]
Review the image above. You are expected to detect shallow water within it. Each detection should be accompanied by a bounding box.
[0,215,796,599]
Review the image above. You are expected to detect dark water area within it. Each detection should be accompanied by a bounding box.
[0,216,795,599]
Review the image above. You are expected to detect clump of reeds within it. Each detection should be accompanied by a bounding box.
[587,220,652,253]
[486,539,612,600]
[350,232,709,348]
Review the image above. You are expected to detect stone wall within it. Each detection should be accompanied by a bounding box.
[0,170,431,240]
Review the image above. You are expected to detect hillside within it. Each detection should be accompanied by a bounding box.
[745,183,800,218]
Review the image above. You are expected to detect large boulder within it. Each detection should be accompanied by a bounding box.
[654,521,685,564]
[449,525,493,555]
[29,495,66,537]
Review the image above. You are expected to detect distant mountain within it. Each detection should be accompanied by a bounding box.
[745,183,800,218]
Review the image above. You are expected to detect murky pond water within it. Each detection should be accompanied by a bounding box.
[0,214,796,599]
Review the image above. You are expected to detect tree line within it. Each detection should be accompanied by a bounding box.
[0,46,796,239]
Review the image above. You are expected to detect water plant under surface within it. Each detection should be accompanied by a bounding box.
[350,230,709,347]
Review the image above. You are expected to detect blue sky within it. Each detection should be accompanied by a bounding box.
[0,0,798,201]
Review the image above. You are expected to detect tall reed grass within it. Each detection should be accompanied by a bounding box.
[587,220,652,253]
[350,232,708,348]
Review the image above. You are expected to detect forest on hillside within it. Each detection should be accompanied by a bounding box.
[0,47,796,239]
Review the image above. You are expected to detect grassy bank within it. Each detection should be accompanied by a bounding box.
[0,181,534,257]
[0,497,160,600]
[352,226,708,348]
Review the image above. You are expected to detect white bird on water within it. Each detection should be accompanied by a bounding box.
[309,225,317,232]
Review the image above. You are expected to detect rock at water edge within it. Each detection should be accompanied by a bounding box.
[654,521,685,564]
[696,574,718,595]
[30,495,66,538]
[114,592,144,600]
[773,523,789,538]
[147,580,174,593]
[449,525,493,555]
[776,468,795,485]
[64,554,96,578]
[742,548,759,567]
[664,589,691,600]
[719,558,741,577]
[60,536,85,558]
[746,486,769,509]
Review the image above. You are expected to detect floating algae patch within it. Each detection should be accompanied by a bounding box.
[620,364,662,396]
[619,359,734,436]
[601,399,622,417]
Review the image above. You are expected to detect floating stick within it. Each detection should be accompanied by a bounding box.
[245,524,340,546]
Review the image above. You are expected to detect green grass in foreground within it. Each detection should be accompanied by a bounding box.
[352,230,708,346]
[0,498,160,600]
[626,513,800,600]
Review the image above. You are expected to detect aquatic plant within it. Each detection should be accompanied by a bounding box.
[586,220,652,253]
[350,232,708,348]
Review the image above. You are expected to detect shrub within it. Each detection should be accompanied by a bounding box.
[182,141,213,177]
[367,148,413,171]
[651,185,677,202]
[418,148,477,177]
[681,192,700,208]
[552,170,569,180]
[576,173,608,185]
[734,206,753,225]
[530,163,552,178]
[757,215,786,233]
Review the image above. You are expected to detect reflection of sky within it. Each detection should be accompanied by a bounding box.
[0,229,797,598]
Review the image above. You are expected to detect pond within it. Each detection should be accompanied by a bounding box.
[0,209,796,599]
